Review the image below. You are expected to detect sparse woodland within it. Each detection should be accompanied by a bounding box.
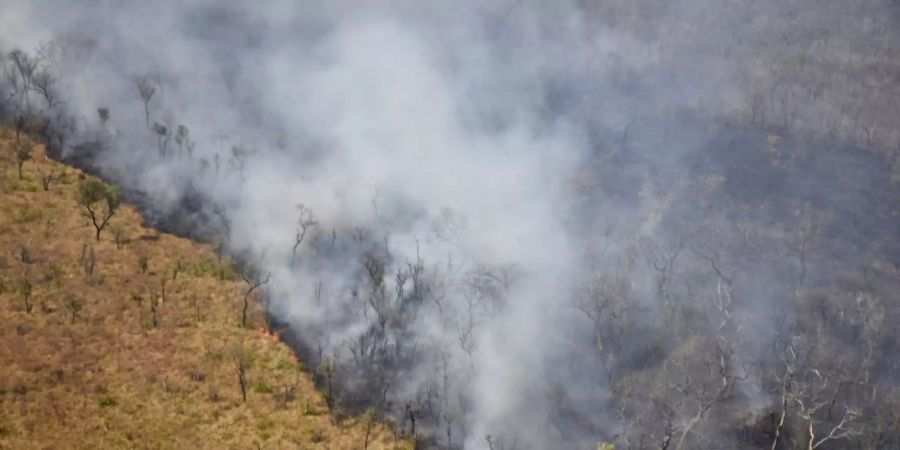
[0,134,406,447]
[1,1,899,449]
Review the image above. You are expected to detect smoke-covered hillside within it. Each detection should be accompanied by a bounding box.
[2,1,899,448]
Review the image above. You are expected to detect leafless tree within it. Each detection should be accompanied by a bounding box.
[65,294,82,323]
[691,222,738,290]
[784,203,821,292]
[240,262,270,328]
[362,408,377,449]
[37,163,58,191]
[8,49,37,109]
[457,288,479,357]
[639,234,683,302]
[231,344,250,402]
[19,278,32,313]
[30,69,59,110]
[291,204,318,268]
[317,358,335,409]
[112,225,127,249]
[776,343,862,450]
[14,114,26,142]
[572,270,640,358]
[670,338,743,450]
[13,139,31,179]
[149,292,160,328]
[211,203,232,248]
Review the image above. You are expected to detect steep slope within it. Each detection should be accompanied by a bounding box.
[0,128,407,449]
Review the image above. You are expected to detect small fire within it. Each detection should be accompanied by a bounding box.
[258,326,281,343]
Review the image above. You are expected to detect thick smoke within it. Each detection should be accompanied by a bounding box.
[2,1,899,449]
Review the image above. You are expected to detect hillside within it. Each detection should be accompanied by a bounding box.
[0,128,406,449]
[2,2,900,447]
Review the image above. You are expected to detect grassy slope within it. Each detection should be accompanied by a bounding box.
[0,129,407,450]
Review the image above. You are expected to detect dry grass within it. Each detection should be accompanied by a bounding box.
[0,128,409,450]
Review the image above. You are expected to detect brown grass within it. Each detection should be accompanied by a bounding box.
[0,128,409,450]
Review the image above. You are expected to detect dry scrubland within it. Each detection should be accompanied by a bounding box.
[0,128,408,449]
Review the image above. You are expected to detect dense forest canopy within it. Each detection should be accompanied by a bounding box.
[1,1,899,448]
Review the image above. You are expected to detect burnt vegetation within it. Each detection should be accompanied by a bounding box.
[1,1,900,449]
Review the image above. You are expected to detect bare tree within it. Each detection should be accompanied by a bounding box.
[650,280,744,450]
[231,344,250,402]
[362,408,377,450]
[211,203,231,255]
[572,269,640,357]
[37,163,58,191]
[317,358,335,410]
[65,294,82,323]
[777,344,862,450]
[8,49,37,109]
[14,114,26,142]
[13,139,31,179]
[639,234,683,302]
[240,262,270,328]
[784,203,822,292]
[30,69,59,110]
[290,204,318,268]
[19,278,32,313]
[670,337,743,450]
[149,291,160,328]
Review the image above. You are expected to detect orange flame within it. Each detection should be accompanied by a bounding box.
[257,326,281,343]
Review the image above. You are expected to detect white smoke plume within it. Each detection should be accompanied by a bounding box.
[3,1,899,449]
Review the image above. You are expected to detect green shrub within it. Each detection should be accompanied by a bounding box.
[170,256,182,280]
[275,359,298,370]
[252,381,272,394]
[256,419,274,431]
[47,263,63,289]
[17,207,42,223]
[188,256,217,277]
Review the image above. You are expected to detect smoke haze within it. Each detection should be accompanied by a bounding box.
[2,0,899,448]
